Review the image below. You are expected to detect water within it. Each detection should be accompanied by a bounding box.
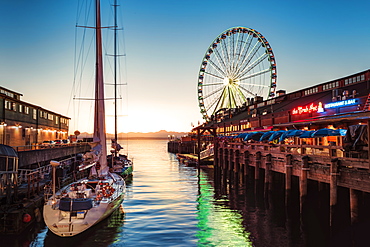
[6,139,313,246]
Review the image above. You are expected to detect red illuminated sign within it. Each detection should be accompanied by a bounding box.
[292,103,322,115]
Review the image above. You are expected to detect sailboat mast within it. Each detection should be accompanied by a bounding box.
[114,0,118,151]
[94,0,107,167]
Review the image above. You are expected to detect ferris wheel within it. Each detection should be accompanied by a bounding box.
[198,27,277,121]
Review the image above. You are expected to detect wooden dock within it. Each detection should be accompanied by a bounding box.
[212,139,370,237]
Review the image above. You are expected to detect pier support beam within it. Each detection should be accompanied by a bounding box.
[300,156,310,214]
[330,158,340,228]
[350,188,360,225]
[255,152,261,180]
[265,154,272,192]
[285,154,293,204]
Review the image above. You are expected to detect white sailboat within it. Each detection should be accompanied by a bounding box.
[43,0,126,237]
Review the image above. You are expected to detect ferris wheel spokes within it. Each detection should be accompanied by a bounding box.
[203,86,224,100]
[234,41,261,78]
[236,53,269,79]
[239,85,258,97]
[206,59,227,78]
[239,68,271,82]
[203,82,224,87]
[239,82,269,88]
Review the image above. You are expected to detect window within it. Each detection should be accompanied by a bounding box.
[25,106,29,114]
[33,109,37,119]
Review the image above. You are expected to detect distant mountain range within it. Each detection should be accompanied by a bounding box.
[76,130,188,140]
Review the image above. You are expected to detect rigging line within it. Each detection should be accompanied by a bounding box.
[237,53,268,79]
[231,33,252,79]
[234,40,261,79]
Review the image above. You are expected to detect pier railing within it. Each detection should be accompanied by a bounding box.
[12,142,87,152]
[222,141,369,170]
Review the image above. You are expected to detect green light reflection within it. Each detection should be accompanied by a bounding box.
[196,170,252,247]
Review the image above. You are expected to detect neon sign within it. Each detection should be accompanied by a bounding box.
[292,103,322,115]
[324,98,358,109]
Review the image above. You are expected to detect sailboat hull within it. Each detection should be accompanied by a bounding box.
[44,195,123,237]
[43,174,125,237]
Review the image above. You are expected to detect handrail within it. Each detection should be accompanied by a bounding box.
[221,141,368,162]
[12,143,88,152]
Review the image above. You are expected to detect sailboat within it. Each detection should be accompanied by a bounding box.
[107,0,133,179]
[43,0,126,237]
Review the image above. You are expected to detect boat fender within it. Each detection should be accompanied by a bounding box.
[102,186,115,197]
[23,213,32,223]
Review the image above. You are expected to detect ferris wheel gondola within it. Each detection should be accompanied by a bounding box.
[197,27,277,121]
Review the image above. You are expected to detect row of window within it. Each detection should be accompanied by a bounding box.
[304,87,319,96]
[323,81,339,91]
[4,100,67,126]
[345,74,365,85]
[0,89,15,99]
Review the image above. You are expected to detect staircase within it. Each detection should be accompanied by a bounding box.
[363,94,370,111]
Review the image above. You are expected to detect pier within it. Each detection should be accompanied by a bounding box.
[0,143,91,235]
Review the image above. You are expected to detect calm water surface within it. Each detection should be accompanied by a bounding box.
[6,139,311,246]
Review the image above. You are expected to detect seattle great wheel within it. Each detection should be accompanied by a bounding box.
[198,27,277,121]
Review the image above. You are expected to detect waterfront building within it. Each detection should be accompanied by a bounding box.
[0,86,70,147]
[210,69,369,136]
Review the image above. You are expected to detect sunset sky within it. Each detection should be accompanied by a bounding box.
[1,0,370,134]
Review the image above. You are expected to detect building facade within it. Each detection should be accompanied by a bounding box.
[0,86,70,147]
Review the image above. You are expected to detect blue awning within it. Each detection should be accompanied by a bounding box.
[279,129,296,142]
[299,130,315,138]
[286,130,305,137]
[259,131,275,141]
[244,132,264,141]
[268,130,286,142]
[236,133,248,138]
[312,128,347,137]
